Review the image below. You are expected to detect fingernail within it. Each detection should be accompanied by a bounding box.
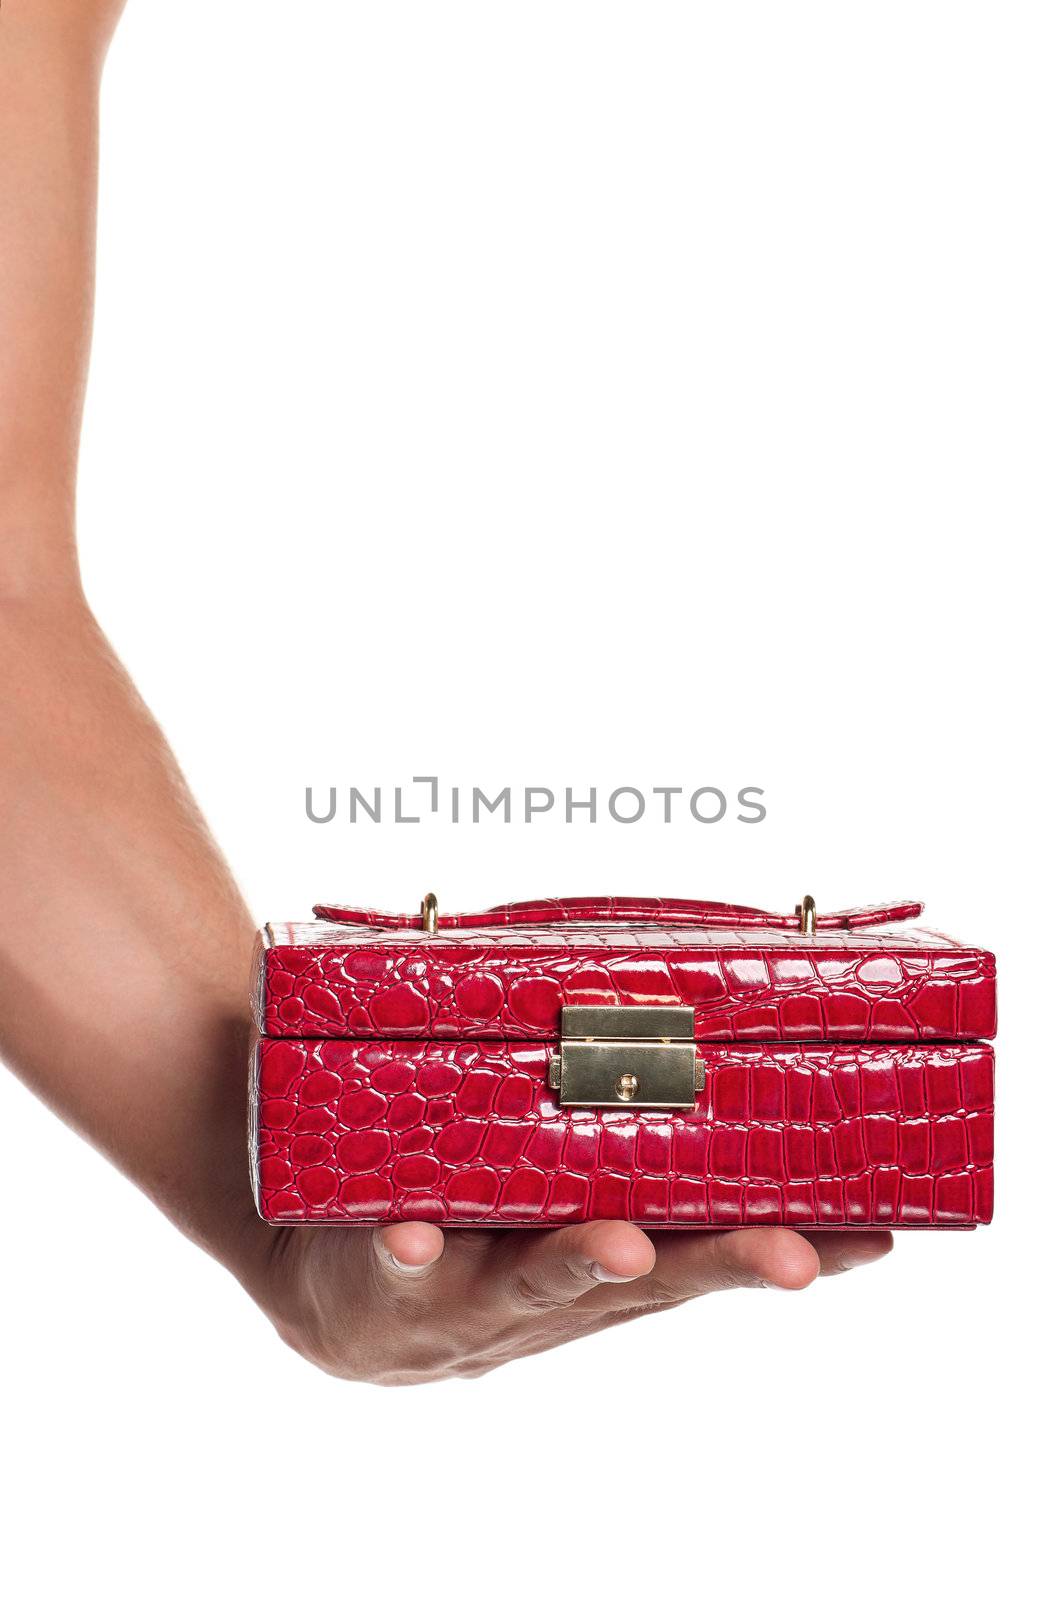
[838,1249,888,1272]
[590,1262,639,1283]
[384,1251,430,1275]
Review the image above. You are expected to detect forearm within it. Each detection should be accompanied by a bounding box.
[0,2,897,1385]
[0,591,264,1278]
[0,3,269,1284]
[0,1,125,583]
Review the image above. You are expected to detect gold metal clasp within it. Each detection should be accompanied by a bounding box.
[421,893,439,933]
[549,1005,702,1108]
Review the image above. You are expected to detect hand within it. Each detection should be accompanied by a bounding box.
[0,12,890,1391]
[251,1220,893,1385]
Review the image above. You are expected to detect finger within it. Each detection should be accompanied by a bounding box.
[801,1231,893,1276]
[374,1222,445,1277]
[712,1226,823,1289]
[638,1226,822,1301]
[497,1221,656,1315]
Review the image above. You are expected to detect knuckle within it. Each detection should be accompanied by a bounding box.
[710,1250,764,1291]
[371,1366,450,1388]
[510,1254,589,1314]
[705,1264,753,1292]
[510,1270,562,1314]
[635,1276,686,1311]
[596,1305,658,1334]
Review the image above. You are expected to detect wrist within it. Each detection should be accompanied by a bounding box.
[147,1013,276,1294]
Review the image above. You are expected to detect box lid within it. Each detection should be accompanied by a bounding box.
[253,897,996,1043]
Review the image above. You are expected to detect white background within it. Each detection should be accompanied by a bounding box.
[2,3,1060,1596]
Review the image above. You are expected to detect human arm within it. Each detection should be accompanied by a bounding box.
[0,1,890,1384]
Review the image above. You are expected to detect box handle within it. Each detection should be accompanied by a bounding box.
[312,894,924,933]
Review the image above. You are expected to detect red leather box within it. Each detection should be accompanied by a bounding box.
[250,897,995,1229]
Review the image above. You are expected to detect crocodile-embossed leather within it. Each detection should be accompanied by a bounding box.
[256,923,996,1042]
[312,896,926,931]
[252,1039,994,1228]
[249,899,996,1228]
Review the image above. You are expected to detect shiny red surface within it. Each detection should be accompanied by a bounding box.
[253,1038,994,1228]
[250,899,996,1229]
[256,922,996,1044]
[312,896,926,931]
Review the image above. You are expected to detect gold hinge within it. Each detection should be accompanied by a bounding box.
[549,1005,702,1108]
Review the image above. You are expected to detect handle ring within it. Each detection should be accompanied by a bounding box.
[421,892,439,933]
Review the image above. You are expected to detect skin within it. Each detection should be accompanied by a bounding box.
[0,1,891,1386]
